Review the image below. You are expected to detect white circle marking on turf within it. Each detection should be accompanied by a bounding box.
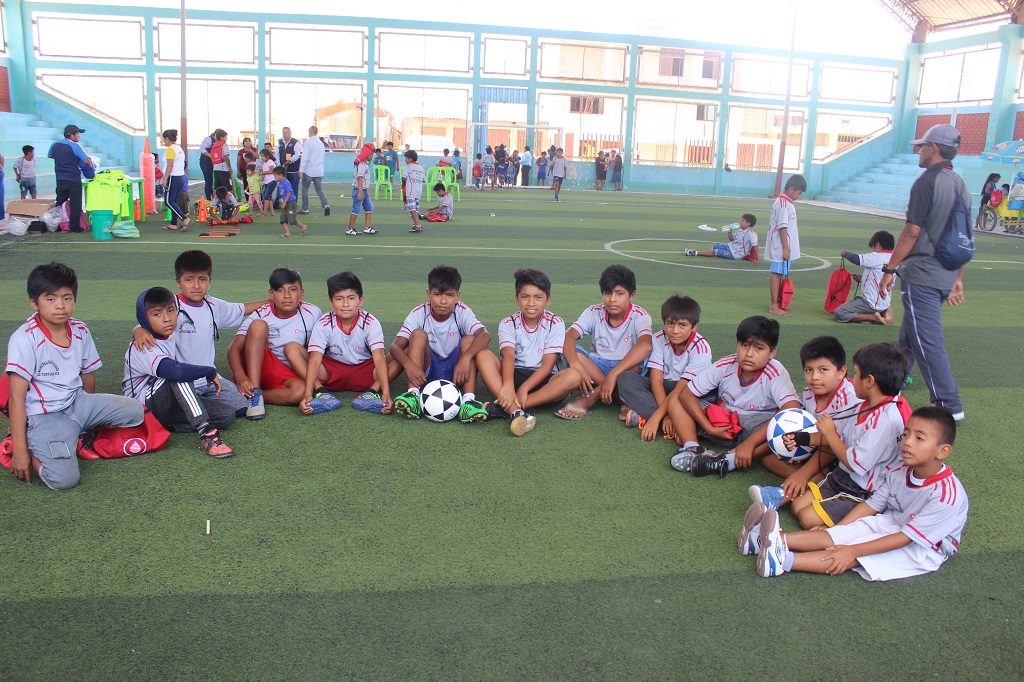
[604,238,833,272]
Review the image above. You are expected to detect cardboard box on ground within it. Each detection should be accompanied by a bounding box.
[7,199,53,218]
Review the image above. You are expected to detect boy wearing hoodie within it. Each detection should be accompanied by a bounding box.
[122,287,236,458]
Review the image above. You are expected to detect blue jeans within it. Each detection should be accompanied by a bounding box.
[350,186,374,215]
[26,391,144,490]
[19,177,36,198]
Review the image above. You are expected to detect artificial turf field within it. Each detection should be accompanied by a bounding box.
[1,185,1022,680]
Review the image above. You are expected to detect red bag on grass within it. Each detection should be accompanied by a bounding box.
[777,262,794,311]
[76,408,170,459]
[743,243,760,263]
[705,403,743,439]
[426,213,448,222]
[824,259,852,313]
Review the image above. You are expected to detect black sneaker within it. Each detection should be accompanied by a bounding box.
[690,452,729,478]
[485,402,510,419]
[324,206,331,216]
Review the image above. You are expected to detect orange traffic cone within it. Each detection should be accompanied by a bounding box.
[198,198,208,222]
[134,198,141,221]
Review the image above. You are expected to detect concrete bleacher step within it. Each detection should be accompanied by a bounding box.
[820,151,923,212]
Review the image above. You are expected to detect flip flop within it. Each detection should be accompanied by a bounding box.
[555,402,590,420]
[278,234,290,238]
[161,225,179,231]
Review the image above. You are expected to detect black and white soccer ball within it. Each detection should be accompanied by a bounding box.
[421,379,463,423]
[767,408,819,463]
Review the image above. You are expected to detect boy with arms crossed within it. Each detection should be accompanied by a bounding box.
[747,406,967,581]
[668,316,800,478]
[617,295,712,442]
[6,263,144,488]
[475,269,584,436]
[766,175,806,317]
[123,287,236,458]
[227,268,323,419]
[391,265,491,422]
[746,336,861,523]
[557,264,653,420]
[299,271,393,416]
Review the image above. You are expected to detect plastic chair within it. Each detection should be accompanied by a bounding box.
[439,166,460,201]
[373,166,393,200]
[425,167,444,200]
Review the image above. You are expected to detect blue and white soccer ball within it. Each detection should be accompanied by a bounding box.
[421,379,463,423]
[767,408,819,463]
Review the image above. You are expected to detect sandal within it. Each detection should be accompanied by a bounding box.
[554,401,590,420]
[161,225,179,231]
[279,233,290,238]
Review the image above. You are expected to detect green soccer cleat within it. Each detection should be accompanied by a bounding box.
[458,399,489,423]
[393,389,422,419]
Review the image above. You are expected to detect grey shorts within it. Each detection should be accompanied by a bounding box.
[809,467,869,526]
[834,296,886,323]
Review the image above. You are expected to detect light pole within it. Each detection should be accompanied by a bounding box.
[774,3,798,196]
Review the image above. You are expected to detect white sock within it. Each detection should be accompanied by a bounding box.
[725,452,737,470]
[683,440,699,450]
[463,392,475,402]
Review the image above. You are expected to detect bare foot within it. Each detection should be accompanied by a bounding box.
[883,310,894,326]
[872,312,885,325]
[767,306,791,317]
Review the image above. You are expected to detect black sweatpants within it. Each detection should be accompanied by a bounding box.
[146,381,236,434]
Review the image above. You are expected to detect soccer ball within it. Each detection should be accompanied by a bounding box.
[767,408,819,463]
[420,380,463,423]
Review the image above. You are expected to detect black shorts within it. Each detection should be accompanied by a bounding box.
[808,467,869,526]
[513,367,551,390]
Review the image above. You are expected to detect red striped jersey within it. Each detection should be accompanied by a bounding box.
[687,355,798,420]
[868,464,968,558]
[841,398,910,492]
[498,310,565,370]
[647,330,712,382]
[801,378,862,418]
[237,302,322,368]
[570,303,652,362]
[5,315,101,415]
[397,302,485,358]
[308,310,385,365]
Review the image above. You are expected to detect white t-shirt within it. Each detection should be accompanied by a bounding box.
[570,303,653,362]
[498,311,565,370]
[687,355,798,421]
[646,330,712,382]
[838,398,909,492]
[122,336,176,404]
[404,163,425,199]
[727,227,757,260]
[5,315,102,416]
[237,302,322,368]
[301,136,326,177]
[868,464,968,559]
[549,156,568,178]
[164,144,186,177]
[857,251,893,310]
[437,193,454,219]
[765,193,800,262]
[397,302,485,358]
[801,378,862,418]
[352,161,372,189]
[173,294,245,382]
[308,310,386,365]
[520,151,534,167]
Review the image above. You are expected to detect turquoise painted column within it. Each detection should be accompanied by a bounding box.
[365,23,376,144]
[5,0,31,112]
[144,16,157,145]
[256,19,266,144]
[894,42,923,149]
[802,56,821,191]
[621,41,638,188]
[524,34,536,129]
[713,49,733,195]
[988,24,1024,144]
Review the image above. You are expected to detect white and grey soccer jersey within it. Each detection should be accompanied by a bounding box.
[868,464,968,559]
[308,310,386,365]
[404,163,425,199]
[237,302,322,367]
[5,315,102,415]
[397,302,485,358]
[801,378,862,418]
[352,161,372,189]
[727,227,757,259]
[174,294,245,378]
[687,356,798,421]
[765,193,800,262]
[437,193,454,219]
[838,398,909,493]
[647,330,712,382]
[498,311,565,370]
[549,157,567,178]
[122,335,176,404]
[857,251,893,310]
[571,303,653,362]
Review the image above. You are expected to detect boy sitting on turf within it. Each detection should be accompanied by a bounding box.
[745,406,967,581]
[835,230,895,325]
[421,183,454,222]
[273,166,306,237]
[298,271,393,416]
[391,265,491,422]
[557,264,653,420]
[668,316,800,478]
[132,250,268,420]
[5,263,145,488]
[617,294,712,442]
[475,268,584,437]
[227,268,323,419]
[746,335,862,517]
[684,214,758,260]
[123,287,236,458]
[778,342,911,530]
[212,185,238,222]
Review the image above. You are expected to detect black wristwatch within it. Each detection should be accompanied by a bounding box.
[882,266,897,275]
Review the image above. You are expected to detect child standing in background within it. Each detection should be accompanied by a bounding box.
[246,163,261,214]
[13,145,37,199]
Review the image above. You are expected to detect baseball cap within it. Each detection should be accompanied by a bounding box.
[909,124,960,148]
[64,124,86,137]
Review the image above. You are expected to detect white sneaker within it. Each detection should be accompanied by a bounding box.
[246,388,266,420]
[738,502,766,555]
[756,509,789,577]
[684,249,698,256]
[346,228,359,236]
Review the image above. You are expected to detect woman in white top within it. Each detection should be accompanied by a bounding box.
[161,129,190,232]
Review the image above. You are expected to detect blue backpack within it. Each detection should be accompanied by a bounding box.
[931,170,975,271]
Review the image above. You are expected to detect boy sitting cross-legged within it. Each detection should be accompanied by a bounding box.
[298,271,394,416]
[5,263,145,488]
[475,268,584,436]
[132,250,269,420]
[835,230,895,325]
[421,183,454,223]
[123,287,237,458]
[746,406,968,581]
[617,295,712,442]
[668,316,800,478]
[390,265,491,422]
[227,268,322,419]
[746,336,862,517]
[556,264,653,420]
